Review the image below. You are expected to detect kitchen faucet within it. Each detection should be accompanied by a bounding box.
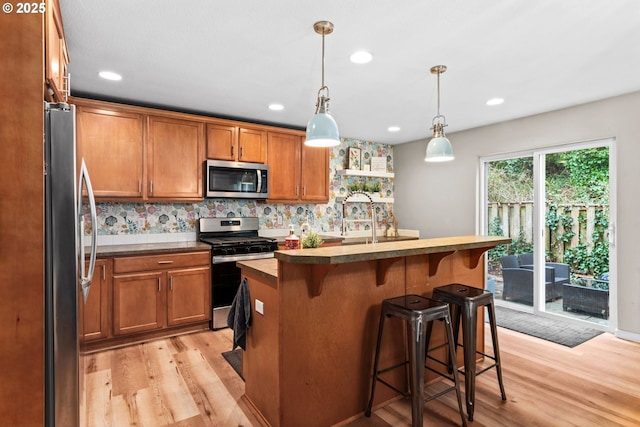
[341,191,377,244]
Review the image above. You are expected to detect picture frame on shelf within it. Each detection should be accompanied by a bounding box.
[348,147,362,170]
[371,156,386,172]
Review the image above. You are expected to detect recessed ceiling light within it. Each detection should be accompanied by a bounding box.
[98,71,122,81]
[486,98,504,106]
[268,103,284,111]
[350,51,373,64]
[387,126,400,132]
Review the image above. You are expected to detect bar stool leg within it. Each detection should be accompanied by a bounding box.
[443,312,468,427]
[407,313,426,427]
[365,308,388,417]
[487,300,507,400]
[446,304,461,374]
[461,300,477,421]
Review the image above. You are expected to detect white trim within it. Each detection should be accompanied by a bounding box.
[615,329,640,343]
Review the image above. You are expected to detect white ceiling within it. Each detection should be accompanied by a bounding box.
[60,0,640,145]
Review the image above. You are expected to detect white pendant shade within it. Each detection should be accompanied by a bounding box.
[424,136,454,162]
[305,110,340,147]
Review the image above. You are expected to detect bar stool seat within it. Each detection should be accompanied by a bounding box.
[365,294,467,427]
[432,284,507,421]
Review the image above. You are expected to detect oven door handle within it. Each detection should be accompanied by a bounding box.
[212,252,275,264]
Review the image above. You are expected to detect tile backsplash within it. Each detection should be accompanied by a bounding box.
[85,138,395,243]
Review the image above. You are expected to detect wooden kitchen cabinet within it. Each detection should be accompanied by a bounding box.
[113,271,165,336]
[206,123,267,163]
[45,0,69,102]
[167,266,211,326]
[147,115,205,200]
[74,98,205,202]
[76,104,145,199]
[79,258,111,343]
[112,251,211,337]
[267,131,329,203]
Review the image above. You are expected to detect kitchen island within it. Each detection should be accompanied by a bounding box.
[237,235,510,427]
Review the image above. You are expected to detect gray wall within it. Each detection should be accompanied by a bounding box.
[394,91,640,339]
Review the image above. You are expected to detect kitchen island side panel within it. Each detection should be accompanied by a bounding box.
[279,259,407,427]
[243,268,281,427]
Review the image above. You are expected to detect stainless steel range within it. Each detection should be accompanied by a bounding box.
[198,217,277,329]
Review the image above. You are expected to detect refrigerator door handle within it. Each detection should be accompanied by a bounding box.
[78,159,97,302]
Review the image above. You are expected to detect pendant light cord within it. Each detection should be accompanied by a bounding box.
[321,30,326,88]
[436,70,441,116]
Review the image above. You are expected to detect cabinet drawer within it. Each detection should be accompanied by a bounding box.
[114,251,210,273]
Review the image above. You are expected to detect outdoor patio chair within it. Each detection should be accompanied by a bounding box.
[517,253,570,298]
[502,267,555,305]
[499,255,520,269]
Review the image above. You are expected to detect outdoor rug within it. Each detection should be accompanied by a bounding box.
[222,349,243,380]
[493,306,603,347]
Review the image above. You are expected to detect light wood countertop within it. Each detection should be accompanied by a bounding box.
[237,258,278,280]
[274,235,511,265]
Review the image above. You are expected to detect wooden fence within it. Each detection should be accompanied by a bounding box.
[487,202,609,262]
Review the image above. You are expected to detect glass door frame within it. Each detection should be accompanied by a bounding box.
[479,138,617,332]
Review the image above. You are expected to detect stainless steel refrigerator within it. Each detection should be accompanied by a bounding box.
[44,102,97,427]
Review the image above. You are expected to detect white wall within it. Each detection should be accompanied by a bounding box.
[394,91,640,338]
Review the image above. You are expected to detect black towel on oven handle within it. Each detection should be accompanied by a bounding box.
[227,277,251,351]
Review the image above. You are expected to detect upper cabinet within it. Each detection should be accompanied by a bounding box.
[45,0,69,102]
[76,104,145,199]
[75,97,326,203]
[206,123,266,163]
[74,98,205,202]
[266,132,329,203]
[147,116,204,200]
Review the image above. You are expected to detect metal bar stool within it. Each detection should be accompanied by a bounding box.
[432,284,507,421]
[365,294,467,427]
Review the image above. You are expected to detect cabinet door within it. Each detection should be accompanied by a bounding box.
[113,271,164,335]
[239,127,267,163]
[147,116,204,200]
[206,123,237,161]
[267,132,301,202]
[301,145,329,202]
[76,106,145,199]
[167,266,211,326]
[45,0,68,101]
[79,259,111,343]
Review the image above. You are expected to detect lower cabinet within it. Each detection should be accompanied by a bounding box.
[81,251,211,351]
[79,258,111,343]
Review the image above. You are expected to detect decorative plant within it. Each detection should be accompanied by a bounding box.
[348,182,361,192]
[301,231,324,248]
[370,181,381,193]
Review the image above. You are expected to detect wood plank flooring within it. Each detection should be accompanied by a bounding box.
[83,327,640,427]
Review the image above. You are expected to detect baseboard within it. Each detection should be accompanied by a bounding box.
[615,328,640,343]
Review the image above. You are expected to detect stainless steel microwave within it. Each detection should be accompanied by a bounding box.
[205,159,269,199]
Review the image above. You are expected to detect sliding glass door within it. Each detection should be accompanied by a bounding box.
[481,139,615,330]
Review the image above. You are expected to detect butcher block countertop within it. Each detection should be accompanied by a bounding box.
[274,235,511,265]
[95,241,211,257]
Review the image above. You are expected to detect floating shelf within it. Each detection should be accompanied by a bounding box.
[335,195,394,204]
[337,169,395,179]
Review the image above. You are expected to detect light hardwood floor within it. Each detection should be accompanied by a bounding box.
[83,327,640,427]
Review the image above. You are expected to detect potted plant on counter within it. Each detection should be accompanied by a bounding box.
[301,231,324,248]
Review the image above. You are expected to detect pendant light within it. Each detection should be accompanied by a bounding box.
[305,21,340,147]
[424,65,454,162]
